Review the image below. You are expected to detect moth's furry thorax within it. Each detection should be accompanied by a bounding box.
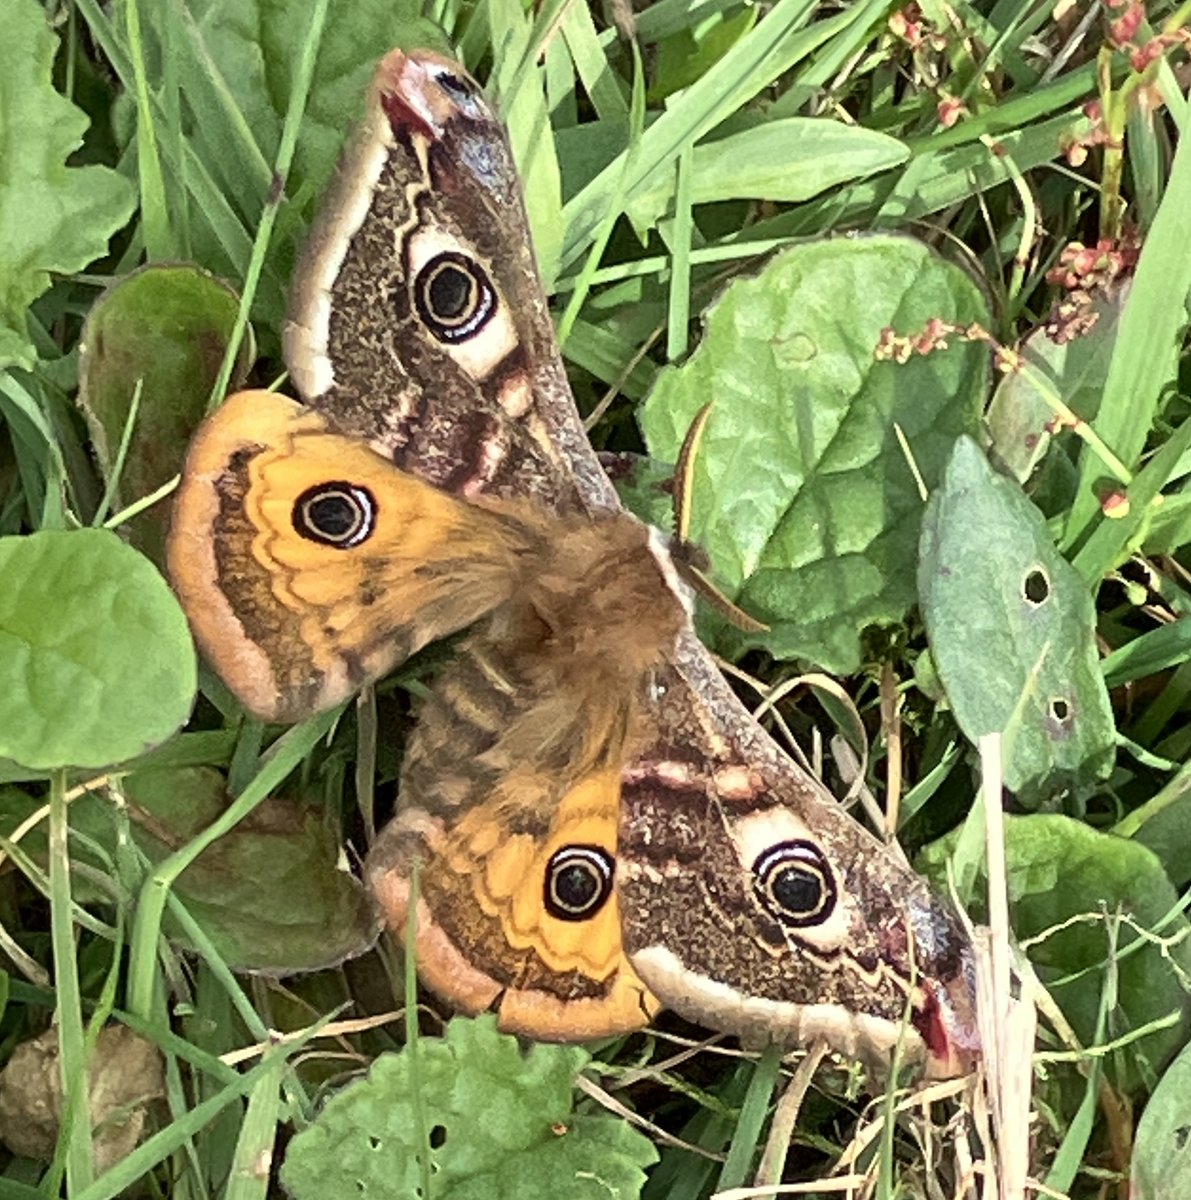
[505,511,688,687]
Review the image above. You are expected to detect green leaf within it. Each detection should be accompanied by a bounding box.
[558,0,880,269]
[0,0,135,370]
[640,235,987,672]
[78,264,250,559]
[280,1016,657,1200]
[212,0,440,194]
[1132,1038,1191,1199]
[919,437,1115,805]
[648,5,757,103]
[920,814,1191,1093]
[1063,115,1191,550]
[117,766,375,972]
[0,530,195,769]
[1070,404,1191,584]
[626,119,909,232]
[0,760,374,966]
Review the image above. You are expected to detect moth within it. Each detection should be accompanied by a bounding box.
[167,48,981,1076]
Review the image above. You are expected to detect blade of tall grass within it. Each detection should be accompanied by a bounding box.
[715,1044,783,1192]
[205,0,331,413]
[1072,416,1191,583]
[167,0,275,212]
[666,144,695,362]
[560,0,853,267]
[558,44,647,345]
[1063,115,1191,553]
[223,1056,285,1200]
[49,768,95,1191]
[73,1043,308,1200]
[766,0,911,116]
[1102,618,1191,689]
[0,373,65,530]
[635,0,744,44]
[125,0,172,260]
[561,1,628,125]
[73,0,280,305]
[544,33,578,128]
[562,317,659,400]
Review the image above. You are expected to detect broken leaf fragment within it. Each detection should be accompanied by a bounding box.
[0,1024,164,1170]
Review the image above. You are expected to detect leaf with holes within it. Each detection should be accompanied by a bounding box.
[639,235,987,673]
[279,1016,656,1200]
[1133,1037,1191,1197]
[919,437,1114,805]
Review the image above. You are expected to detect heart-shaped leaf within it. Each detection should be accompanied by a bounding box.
[640,235,988,672]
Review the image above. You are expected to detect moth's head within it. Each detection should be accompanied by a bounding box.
[647,525,697,620]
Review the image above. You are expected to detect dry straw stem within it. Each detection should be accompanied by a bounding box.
[748,670,875,820]
[976,732,1038,1200]
[218,1011,406,1068]
[833,1072,971,1197]
[713,1175,868,1199]
[575,1073,722,1160]
[880,663,905,835]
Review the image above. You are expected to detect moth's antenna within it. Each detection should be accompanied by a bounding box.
[670,405,769,635]
[673,402,712,547]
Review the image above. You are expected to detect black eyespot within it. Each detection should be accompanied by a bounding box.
[414,251,496,344]
[435,70,476,99]
[292,482,377,548]
[752,840,836,927]
[544,845,614,921]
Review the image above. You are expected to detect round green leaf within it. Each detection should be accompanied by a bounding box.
[78,263,251,561]
[640,235,987,672]
[0,530,196,769]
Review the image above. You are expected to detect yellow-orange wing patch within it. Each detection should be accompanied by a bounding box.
[166,389,541,722]
[369,767,660,1040]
